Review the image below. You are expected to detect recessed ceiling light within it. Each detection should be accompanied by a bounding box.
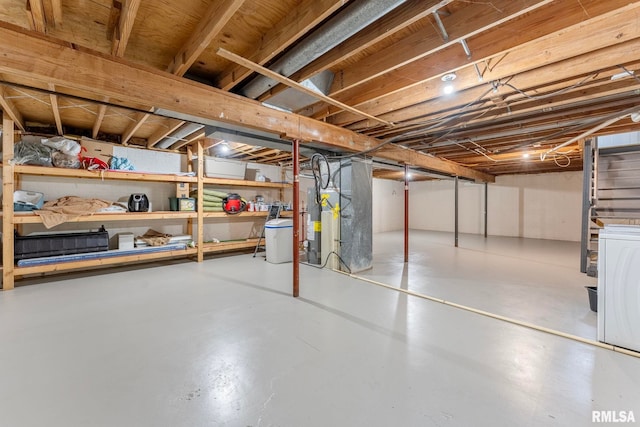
[441,73,456,82]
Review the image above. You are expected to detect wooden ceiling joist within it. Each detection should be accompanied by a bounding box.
[110,0,141,57]
[167,0,245,76]
[92,104,108,139]
[0,86,26,131]
[147,118,185,148]
[216,0,348,91]
[25,0,46,33]
[262,0,456,102]
[323,0,639,126]
[121,110,151,145]
[217,47,394,128]
[47,83,62,135]
[44,0,62,28]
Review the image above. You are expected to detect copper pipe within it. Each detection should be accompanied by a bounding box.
[292,139,300,297]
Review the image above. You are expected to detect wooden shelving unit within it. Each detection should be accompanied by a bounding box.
[0,136,292,289]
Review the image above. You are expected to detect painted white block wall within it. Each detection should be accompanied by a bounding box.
[405,171,583,242]
[372,178,405,233]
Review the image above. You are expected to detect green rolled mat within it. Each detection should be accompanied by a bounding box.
[202,189,230,199]
[202,200,223,207]
[203,206,224,212]
[190,191,224,202]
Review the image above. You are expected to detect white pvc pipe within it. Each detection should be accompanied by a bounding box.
[336,270,640,359]
[540,114,629,161]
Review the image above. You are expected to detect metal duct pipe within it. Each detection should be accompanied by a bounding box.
[240,0,408,99]
[156,123,204,149]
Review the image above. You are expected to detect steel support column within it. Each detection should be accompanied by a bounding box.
[292,139,300,297]
[404,164,409,263]
[454,176,459,248]
[484,182,488,239]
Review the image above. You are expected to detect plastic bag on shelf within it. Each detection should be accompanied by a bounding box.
[51,150,81,169]
[13,140,53,166]
[110,156,135,171]
[41,136,81,156]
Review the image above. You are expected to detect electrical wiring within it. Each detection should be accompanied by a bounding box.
[501,73,598,101]
[327,84,497,160]
[301,250,352,274]
[552,153,571,168]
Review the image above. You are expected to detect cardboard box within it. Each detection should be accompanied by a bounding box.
[179,198,196,211]
[176,182,190,198]
[80,138,114,160]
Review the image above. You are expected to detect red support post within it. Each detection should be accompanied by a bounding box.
[404,164,409,263]
[292,139,300,297]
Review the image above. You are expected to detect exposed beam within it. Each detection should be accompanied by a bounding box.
[0,22,494,182]
[147,118,185,148]
[92,104,108,139]
[0,86,26,131]
[44,0,63,27]
[305,0,455,77]
[26,0,46,33]
[167,0,245,76]
[328,0,553,96]
[121,111,151,145]
[217,47,394,128]
[336,2,640,116]
[266,0,455,100]
[111,0,141,57]
[217,0,348,91]
[328,7,640,126]
[322,0,639,125]
[171,130,206,150]
[48,83,63,135]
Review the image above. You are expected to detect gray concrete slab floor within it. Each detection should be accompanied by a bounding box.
[0,232,638,426]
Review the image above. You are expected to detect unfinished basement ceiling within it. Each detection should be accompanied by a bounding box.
[1,0,640,177]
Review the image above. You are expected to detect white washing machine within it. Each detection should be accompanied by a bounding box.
[597,225,640,352]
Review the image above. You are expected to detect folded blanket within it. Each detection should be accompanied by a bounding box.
[35,196,113,229]
[137,229,172,246]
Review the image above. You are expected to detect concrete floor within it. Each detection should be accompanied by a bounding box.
[362,230,598,340]
[0,231,639,426]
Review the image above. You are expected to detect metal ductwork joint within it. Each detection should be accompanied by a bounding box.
[239,0,409,101]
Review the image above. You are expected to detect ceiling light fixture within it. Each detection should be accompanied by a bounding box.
[522,153,530,159]
[441,72,456,95]
[219,141,230,153]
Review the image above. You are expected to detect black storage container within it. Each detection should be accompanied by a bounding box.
[14,226,109,261]
[585,286,598,312]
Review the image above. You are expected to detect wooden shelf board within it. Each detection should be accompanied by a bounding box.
[9,211,198,224]
[202,239,258,253]
[14,247,198,275]
[202,210,294,219]
[202,177,291,188]
[13,165,197,183]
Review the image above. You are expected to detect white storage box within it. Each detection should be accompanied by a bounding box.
[192,156,247,179]
[118,232,135,250]
[13,190,44,211]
